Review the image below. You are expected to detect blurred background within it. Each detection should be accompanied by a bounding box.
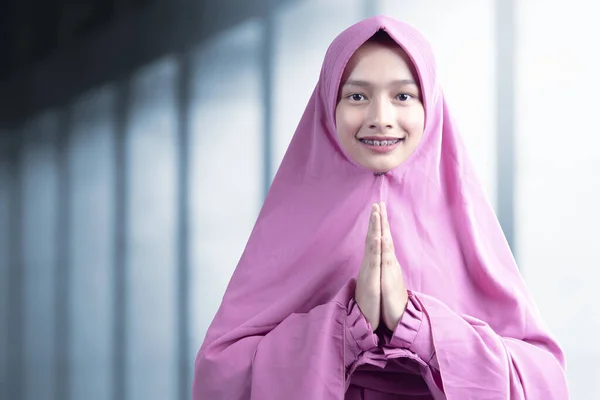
[0,0,598,399]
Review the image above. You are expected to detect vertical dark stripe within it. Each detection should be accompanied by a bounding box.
[7,136,23,400]
[176,51,191,400]
[0,138,6,400]
[113,80,130,400]
[261,9,275,198]
[495,0,516,258]
[55,108,71,400]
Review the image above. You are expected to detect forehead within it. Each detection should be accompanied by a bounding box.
[341,41,418,83]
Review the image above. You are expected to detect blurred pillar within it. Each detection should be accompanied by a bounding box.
[7,136,23,400]
[495,0,516,257]
[112,80,130,400]
[175,51,191,400]
[261,5,275,197]
[364,0,379,17]
[55,108,72,400]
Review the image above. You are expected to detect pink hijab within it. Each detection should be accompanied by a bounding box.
[193,15,568,399]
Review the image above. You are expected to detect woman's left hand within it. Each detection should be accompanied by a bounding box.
[379,202,409,332]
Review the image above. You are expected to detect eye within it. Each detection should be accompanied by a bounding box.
[348,93,367,102]
[396,93,413,101]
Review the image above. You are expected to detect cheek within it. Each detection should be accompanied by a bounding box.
[402,107,426,137]
[336,108,363,142]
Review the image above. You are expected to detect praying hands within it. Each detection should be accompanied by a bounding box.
[355,202,409,332]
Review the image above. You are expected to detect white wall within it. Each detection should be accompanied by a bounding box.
[516,1,600,398]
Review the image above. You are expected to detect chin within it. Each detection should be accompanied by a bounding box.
[363,160,399,173]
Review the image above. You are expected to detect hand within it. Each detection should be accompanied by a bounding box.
[379,202,409,331]
[355,204,382,331]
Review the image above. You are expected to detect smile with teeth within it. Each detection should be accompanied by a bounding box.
[359,138,403,146]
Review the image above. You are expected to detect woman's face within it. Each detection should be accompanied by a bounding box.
[335,40,425,173]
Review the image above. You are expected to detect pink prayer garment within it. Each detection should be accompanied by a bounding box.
[192,14,569,399]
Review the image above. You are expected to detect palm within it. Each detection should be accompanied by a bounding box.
[379,202,408,331]
[355,202,408,333]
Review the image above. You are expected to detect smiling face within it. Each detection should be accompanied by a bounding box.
[335,33,425,173]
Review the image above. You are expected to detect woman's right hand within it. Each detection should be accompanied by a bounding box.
[355,203,382,331]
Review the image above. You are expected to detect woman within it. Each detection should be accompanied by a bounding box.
[192,15,569,399]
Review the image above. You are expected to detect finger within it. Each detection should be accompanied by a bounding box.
[357,205,382,330]
[365,203,380,249]
[364,204,374,246]
[379,202,392,242]
[367,209,382,269]
[380,219,398,274]
[372,203,381,237]
[381,237,396,270]
[379,203,395,263]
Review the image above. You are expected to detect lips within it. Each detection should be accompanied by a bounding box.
[358,136,404,140]
[357,136,406,146]
[356,136,405,153]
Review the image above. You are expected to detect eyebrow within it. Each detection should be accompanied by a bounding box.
[343,79,418,88]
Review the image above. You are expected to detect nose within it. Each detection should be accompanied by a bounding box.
[367,97,394,131]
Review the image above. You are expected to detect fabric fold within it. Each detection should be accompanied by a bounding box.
[345,298,379,368]
[388,291,436,368]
